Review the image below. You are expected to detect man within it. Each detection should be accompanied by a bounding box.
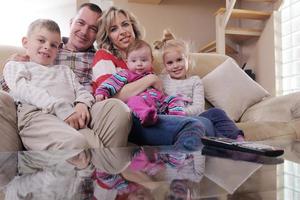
[0,3,132,151]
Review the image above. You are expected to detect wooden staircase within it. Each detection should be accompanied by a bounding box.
[199,0,281,57]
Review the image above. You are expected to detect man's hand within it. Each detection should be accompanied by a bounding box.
[64,103,90,129]
[7,53,30,62]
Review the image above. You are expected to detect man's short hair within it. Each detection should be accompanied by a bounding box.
[78,3,102,15]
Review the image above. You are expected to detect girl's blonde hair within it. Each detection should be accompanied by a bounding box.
[153,29,189,58]
[96,6,142,59]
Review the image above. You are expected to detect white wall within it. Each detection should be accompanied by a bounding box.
[0,0,76,46]
[112,0,224,52]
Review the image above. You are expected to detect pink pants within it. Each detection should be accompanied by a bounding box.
[127,88,185,126]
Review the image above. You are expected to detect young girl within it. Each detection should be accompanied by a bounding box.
[94,39,185,126]
[156,30,244,140]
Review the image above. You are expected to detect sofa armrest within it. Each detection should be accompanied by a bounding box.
[236,120,297,141]
[240,92,300,122]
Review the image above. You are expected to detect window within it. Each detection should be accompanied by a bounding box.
[280,0,300,95]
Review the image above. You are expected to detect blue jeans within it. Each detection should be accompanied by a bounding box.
[129,115,205,151]
[198,108,243,139]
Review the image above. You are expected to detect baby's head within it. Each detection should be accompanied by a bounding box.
[155,30,189,80]
[125,39,153,74]
[22,19,61,66]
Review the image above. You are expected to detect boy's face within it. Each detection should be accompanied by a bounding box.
[22,27,61,66]
[163,49,188,80]
[126,46,152,74]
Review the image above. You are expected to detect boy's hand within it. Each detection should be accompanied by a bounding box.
[74,103,90,126]
[67,150,91,169]
[95,94,106,102]
[64,112,85,130]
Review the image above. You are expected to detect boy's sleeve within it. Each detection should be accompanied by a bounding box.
[184,76,205,116]
[70,69,95,108]
[95,70,129,98]
[3,61,74,120]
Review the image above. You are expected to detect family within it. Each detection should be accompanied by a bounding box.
[0,3,244,152]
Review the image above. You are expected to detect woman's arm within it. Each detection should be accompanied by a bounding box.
[114,74,162,102]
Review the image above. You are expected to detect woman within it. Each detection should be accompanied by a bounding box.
[92,6,205,150]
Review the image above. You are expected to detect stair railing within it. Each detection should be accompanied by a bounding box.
[216,0,237,54]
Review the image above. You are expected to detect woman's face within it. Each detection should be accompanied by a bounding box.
[108,12,136,52]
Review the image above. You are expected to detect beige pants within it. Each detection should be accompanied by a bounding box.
[17,99,132,150]
[0,91,23,151]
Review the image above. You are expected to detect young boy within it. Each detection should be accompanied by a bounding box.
[94,39,185,126]
[3,19,95,150]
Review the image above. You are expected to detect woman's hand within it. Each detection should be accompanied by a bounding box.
[148,74,163,91]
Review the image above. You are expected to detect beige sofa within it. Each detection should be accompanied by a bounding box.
[0,45,300,152]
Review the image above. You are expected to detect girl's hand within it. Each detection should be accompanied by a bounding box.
[95,94,106,102]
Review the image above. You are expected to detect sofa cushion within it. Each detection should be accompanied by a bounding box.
[202,58,270,121]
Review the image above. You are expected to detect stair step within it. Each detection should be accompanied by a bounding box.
[128,0,162,4]
[199,41,238,54]
[225,27,262,43]
[215,8,271,20]
[242,0,274,2]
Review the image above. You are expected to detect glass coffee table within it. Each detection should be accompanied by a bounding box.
[0,140,299,200]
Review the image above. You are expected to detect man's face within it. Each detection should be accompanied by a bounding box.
[68,6,101,51]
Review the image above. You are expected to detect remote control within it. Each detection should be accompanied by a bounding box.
[202,145,284,164]
[201,136,284,157]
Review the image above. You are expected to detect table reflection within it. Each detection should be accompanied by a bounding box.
[0,142,287,200]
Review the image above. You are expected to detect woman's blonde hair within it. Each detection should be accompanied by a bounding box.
[153,29,189,58]
[96,6,142,59]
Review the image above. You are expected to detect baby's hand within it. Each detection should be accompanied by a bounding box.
[95,94,106,102]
